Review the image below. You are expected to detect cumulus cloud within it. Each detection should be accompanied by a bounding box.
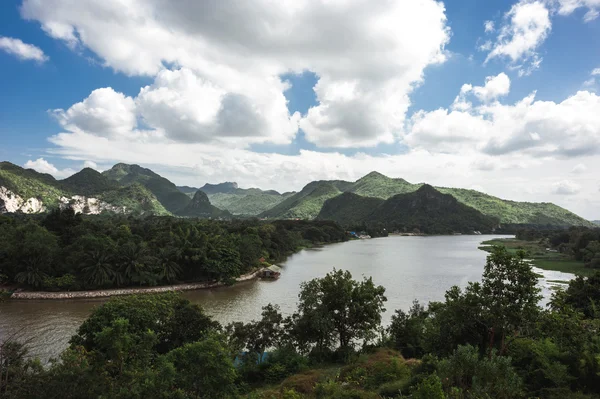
[472,73,511,102]
[0,36,48,63]
[22,0,450,148]
[24,158,74,178]
[592,68,600,76]
[485,1,551,75]
[52,88,138,139]
[552,180,581,195]
[484,20,495,33]
[406,75,600,157]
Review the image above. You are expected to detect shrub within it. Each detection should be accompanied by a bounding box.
[413,374,445,399]
[281,370,324,394]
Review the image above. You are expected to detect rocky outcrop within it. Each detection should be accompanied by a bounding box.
[0,186,45,213]
[59,195,126,215]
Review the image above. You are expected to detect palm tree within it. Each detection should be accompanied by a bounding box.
[15,265,46,288]
[158,247,182,283]
[81,250,115,288]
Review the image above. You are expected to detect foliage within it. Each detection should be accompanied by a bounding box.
[2,248,600,398]
[0,213,347,290]
[102,163,192,213]
[291,269,386,354]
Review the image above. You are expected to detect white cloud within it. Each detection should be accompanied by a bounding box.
[406,74,600,157]
[552,180,581,195]
[52,88,138,139]
[136,68,299,145]
[24,158,74,179]
[83,160,99,170]
[22,0,450,148]
[571,163,587,173]
[472,73,511,102]
[592,68,600,76]
[484,20,495,33]
[556,0,600,21]
[485,1,551,74]
[0,36,48,63]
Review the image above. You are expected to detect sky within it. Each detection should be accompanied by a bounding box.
[1,0,600,219]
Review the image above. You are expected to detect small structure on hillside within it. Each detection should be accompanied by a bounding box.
[261,265,282,279]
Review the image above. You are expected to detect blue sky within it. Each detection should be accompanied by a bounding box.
[1,0,600,218]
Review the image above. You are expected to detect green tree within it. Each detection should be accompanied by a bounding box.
[293,269,386,352]
[481,247,541,355]
[165,335,237,398]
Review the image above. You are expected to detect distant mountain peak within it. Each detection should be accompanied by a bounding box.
[361,171,388,179]
[199,182,239,194]
[190,190,211,205]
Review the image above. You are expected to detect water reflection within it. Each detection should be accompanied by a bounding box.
[0,235,569,362]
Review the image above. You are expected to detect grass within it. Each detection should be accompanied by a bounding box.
[479,238,595,277]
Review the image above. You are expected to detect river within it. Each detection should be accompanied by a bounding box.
[0,235,574,362]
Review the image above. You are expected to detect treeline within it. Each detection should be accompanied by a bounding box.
[0,210,347,291]
[517,226,600,268]
[2,248,600,398]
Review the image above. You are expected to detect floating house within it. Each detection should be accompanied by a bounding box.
[261,265,282,279]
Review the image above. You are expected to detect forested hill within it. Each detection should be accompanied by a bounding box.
[0,162,169,215]
[318,185,499,234]
[0,161,592,227]
[102,163,192,213]
[260,171,592,227]
[181,181,294,216]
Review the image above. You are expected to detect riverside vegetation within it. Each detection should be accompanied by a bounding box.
[0,209,346,292]
[480,226,600,277]
[1,247,599,398]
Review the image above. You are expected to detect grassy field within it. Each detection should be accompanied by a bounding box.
[479,238,594,277]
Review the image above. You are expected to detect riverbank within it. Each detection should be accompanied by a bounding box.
[8,268,264,300]
[479,238,594,277]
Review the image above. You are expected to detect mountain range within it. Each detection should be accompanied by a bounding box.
[0,161,594,229]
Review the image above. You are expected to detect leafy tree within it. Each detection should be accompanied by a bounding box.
[388,300,428,358]
[293,269,386,352]
[165,334,237,398]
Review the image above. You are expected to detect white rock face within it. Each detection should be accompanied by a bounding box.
[0,186,125,215]
[59,195,126,214]
[0,186,46,213]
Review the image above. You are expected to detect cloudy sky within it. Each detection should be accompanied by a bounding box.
[1,0,600,219]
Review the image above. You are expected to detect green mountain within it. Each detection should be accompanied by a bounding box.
[259,171,591,227]
[199,182,240,195]
[0,161,66,209]
[178,181,293,216]
[103,163,191,213]
[0,162,169,215]
[349,171,419,197]
[176,190,231,218]
[318,185,498,234]
[317,192,385,226]
[97,184,170,216]
[60,168,119,196]
[260,181,345,219]
[176,185,199,196]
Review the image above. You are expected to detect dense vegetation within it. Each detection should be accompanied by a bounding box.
[318,185,499,234]
[176,191,231,218]
[257,171,591,226]
[0,162,171,215]
[102,163,193,213]
[2,248,600,398]
[516,226,600,269]
[0,210,347,291]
